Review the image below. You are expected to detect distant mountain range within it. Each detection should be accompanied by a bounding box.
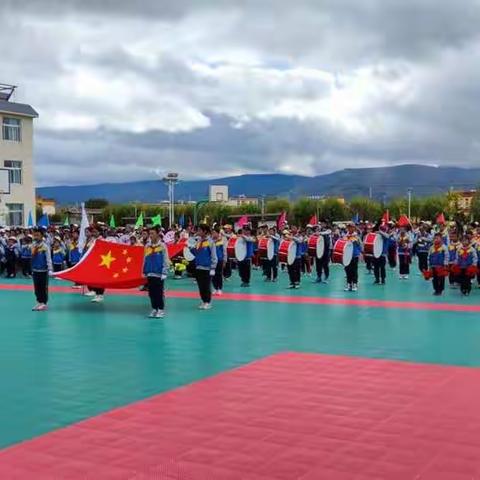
[37,164,480,205]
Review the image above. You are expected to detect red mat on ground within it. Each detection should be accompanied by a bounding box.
[2,353,480,479]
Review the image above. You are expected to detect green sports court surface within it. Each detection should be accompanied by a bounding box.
[1,264,480,451]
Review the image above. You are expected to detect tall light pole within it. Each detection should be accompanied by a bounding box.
[162,172,179,228]
[407,188,413,219]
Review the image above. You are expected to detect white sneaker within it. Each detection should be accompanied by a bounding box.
[352,284,358,292]
[198,303,206,309]
[32,303,41,311]
[91,295,104,303]
[148,309,157,318]
[344,284,351,292]
[155,310,165,318]
[203,303,212,310]
[36,304,48,311]
[84,290,96,297]
[212,290,218,296]
[216,290,223,296]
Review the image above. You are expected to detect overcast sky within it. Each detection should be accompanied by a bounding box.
[3,0,480,186]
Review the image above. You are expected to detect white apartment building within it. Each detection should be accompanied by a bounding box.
[0,84,38,226]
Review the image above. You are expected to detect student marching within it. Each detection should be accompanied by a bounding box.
[2,211,480,316]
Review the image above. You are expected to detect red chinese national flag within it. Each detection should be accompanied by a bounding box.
[308,214,318,226]
[53,239,146,289]
[167,238,187,259]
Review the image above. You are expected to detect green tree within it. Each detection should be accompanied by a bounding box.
[318,199,348,222]
[292,198,318,225]
[265,198,291,214]
[386,198,407,219]
[419,196,447,222]
[349,197,382,222]
[471,190,480,221]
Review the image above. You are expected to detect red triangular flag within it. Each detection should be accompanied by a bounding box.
[436,212,446,225]
[397,214,411,227]
[308,214,318,226]
[235,215,249,230]
[381,210,390,225]
[277,211,287,230]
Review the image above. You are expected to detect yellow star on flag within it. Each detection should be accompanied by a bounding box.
[122,249,128,255]
[122,267,128,273]
[113,273,119,278]
[126,257,132,264]
[99,250,116,269]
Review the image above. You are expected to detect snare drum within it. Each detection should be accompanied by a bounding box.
[258,237,274,261]
[278,240,296,265]
[363,233,383,259]
[332,239,353,266]
[307,235,325,259]
[227,237,247,262]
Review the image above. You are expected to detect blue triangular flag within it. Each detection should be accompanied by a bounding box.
[37,214,49,228]
[27,211,34,227]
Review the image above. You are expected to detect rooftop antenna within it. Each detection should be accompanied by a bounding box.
[0,83,17,101]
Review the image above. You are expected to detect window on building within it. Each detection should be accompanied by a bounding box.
[2,117,21,142]
[215,192,224,201]
[3,160,22,184]
[6,203,24,226]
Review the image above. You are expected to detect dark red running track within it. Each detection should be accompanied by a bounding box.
[1,353,480,479]
[2,282,480,313]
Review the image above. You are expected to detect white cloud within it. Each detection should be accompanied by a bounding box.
[2,0,480,185]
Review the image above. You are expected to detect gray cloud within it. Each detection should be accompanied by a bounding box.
[2,0,480,185]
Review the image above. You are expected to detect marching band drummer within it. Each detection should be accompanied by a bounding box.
[343,222,362,292]
[315,221,332,284]
[212,227,226,295]
[190,224,217,310]
[287,225,303,289]
[237,226,255,287]
[222,224,234,280]
[265,226,280,282]
[373,223,390,285]
[397,229,413,280]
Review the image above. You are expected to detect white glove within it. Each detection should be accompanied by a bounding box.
[210,269,215,276]
[161,274,167,280]
[48,271,54,277]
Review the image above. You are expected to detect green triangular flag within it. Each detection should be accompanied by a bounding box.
[63,216,69,227]
[109,214,116,228]
[151,213,162,226]
[135,212,144,228]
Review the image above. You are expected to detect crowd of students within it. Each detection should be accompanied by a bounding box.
[1,217,480,316]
